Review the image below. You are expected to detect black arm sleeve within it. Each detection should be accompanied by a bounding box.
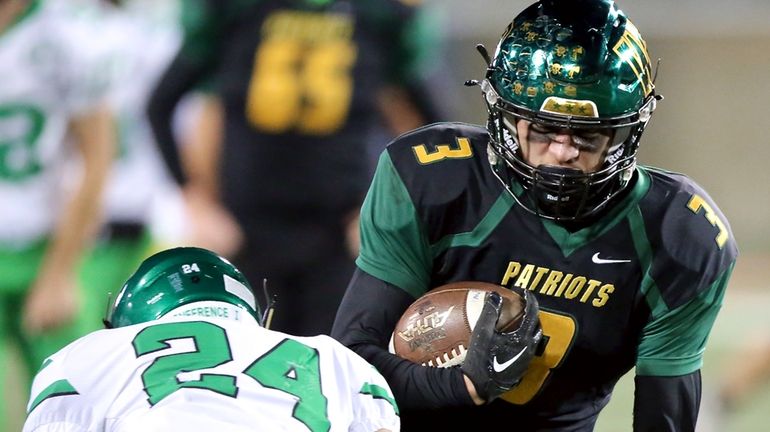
[331,268,475,410]
[633,371,702,432]
[146,49,213,185]
[147,0,226,185]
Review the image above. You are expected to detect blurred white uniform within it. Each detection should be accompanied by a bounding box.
[94,2,186,240]
[0,0,111,248]
[23,302,400,432]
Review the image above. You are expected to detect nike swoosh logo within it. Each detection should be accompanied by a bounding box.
[492,346,528,373]
[591,252,631,264]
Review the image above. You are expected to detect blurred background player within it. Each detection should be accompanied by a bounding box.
[75,0,189,334]
[712,335,770,422]
[0,0,116,429]
[23,247,400,432]
[332,0,737,430]
[148,0,450,336]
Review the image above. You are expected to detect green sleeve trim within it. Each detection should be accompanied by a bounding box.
[27,379,78,414]
[38,358,53,372]
[430,191,514,255]
[636,263,734,376]
[360,382,400,416]
[356,152,432,299]
[0,0,41,38]
[635,354,702,377]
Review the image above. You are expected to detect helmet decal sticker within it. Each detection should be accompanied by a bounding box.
[225,274,257,309]
[540,97,598,117]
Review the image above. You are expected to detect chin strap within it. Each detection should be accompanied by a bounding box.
[103,291,116,329]
[259,278,277,329]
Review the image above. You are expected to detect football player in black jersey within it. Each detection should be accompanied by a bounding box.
[147,0,446,336]
[331,0,739,430]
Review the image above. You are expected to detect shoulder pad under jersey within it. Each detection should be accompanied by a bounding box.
[637,166,738,307]
[385,122,506,244]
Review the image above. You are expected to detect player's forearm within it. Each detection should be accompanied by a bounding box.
[147,60,188,185]
[633,372,701,432]
[44,107,115,274]
[147,46,215,186]
[180,93,223,198]
[332,269,476,410]
[351,340,475,409]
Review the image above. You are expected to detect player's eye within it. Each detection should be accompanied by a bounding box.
[571,135,604,152]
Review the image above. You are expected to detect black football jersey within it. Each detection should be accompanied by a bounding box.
[179,0,436,218]
[354,122,738,427]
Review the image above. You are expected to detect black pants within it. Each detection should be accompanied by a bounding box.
[233,214,354,337]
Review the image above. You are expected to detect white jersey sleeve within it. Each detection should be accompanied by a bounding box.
[24,309,399,432]
[39,2,115,117]
[90,4,183,225]
[314,336,400,432]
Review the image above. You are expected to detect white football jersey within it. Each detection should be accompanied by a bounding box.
[94,3,183,226]
[23,302,400,432]
[0,0,113,247]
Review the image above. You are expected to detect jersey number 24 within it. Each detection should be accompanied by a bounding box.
[133,321,329,432]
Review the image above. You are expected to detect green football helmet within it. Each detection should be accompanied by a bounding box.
[479,0,659,221]
[105,247,261,328]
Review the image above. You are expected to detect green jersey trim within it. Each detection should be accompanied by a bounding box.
[628,204,670,317]
[541,167,652,257]
[356,152,432,299]
[430,191,514,255]
[27,379,78,414]
[0,0,41,39]
[360,382,400,415]
[635,263,734,376]
[39,357,53,372]
[431,165,652,259]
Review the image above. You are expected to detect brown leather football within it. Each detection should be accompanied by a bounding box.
[389,281,525,367]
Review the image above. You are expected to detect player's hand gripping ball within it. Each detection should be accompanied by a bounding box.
[389,281,525,367]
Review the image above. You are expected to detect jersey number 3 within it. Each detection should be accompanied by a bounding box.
[133,321,330,432]
[687,194,729,249]
[412,137,473,164]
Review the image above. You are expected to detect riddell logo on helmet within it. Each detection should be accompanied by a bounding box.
[606,146,625,165]
[545,193,571,202]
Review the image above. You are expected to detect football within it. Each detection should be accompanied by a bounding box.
[389,281,525,367]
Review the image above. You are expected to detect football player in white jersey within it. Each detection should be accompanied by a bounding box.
[0,0,115,429]
[23,247,400,432]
